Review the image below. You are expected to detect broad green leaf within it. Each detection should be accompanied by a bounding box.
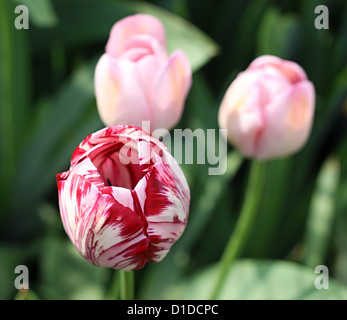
[12,0,58,27]
[0,0,30,221]
[257,7,301,59]
[165,259,347,300]
[303,158,339,268]
[130,1,219,71]
[39,235,110,300]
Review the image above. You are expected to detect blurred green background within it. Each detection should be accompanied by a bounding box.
[1,0,347,300]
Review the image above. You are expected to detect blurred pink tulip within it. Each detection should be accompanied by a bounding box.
[218,55,315,160]
[57,125,190,271]
[95,14,192,131]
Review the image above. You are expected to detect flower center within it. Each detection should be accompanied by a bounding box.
[122,35,155,62]
[88,142,152,190]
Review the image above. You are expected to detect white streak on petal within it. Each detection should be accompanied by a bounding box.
[109,187,134,211]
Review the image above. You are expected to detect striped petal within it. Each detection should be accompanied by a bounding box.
[57,125,190,270]
[135,151,190,263]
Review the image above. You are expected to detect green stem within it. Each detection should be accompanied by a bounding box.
[210,160,266,299]
[119,270,135,300]
[107,270,120,300]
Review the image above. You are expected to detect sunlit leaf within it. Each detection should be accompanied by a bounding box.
[165,259,347,300]
[303,158,339,268]
[130,1,219,71]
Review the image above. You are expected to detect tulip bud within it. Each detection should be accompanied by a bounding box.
[218,55,315,160]
[95,14,192,131]
[56,126,190,270]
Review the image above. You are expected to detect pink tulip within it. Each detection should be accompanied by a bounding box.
[218,55,315,159]
[56,126,190,270]
[95,14,192,131]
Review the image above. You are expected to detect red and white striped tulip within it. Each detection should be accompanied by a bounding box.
[56,126,190,270]
[218,55,315,160]
[95,14,192,131]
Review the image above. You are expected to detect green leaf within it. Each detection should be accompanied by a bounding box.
[257,7,301,59]
[39,235,110,300]
[10,58,102,236]
[303,158,339,268]
[12,0,58,27]
[165,259,347,300]
[130,1,219,71]
[32,0,218,72]
[0,244,27,299]
[0,0,30,219]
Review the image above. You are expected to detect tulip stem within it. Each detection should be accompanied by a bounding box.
[107,270,120,300]
[210,160,266,299]
[119,270,135,300]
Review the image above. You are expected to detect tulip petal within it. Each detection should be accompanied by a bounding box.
[132,37,168,108]
[106,14,166,59]
[218,71,265,157]
[135,151,190,262]
[249,55,307,84]
[57,126,190,270]
[97,187,149,270]
[71,125,158,168]
[256,81,315,159]
[121,34,168,63]
[58,161,150,270]
[151,50,192,130]
[57,159,110,257]
[94,54,151,127]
